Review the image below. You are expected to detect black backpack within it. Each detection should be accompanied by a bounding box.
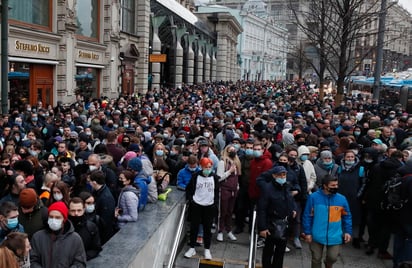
[380,174,410,211]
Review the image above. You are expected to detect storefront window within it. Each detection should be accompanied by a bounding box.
[76,0,99,39]
[9,63,30,110]
[75,68,99,100]
[9,0,50,27]
[121,0,135,34]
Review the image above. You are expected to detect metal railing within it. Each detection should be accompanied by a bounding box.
[248,209,257,268]
[165,202,188,268]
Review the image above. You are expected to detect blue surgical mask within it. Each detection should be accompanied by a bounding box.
[300,155,308,161]
[354,131,361,136]
[32,117,38,122]
[233,144,240,151]
[253,150,263,158]
[7,218,19,229]
[245,149,254,156]
[155,150,164,157]
[188,167,197,172]
[345,160,355,165]
[275,178,287,185]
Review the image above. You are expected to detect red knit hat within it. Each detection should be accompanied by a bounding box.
[48,201,68,222]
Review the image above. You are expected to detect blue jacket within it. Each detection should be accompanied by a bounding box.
[303,189,352,245]
[134,171,152,211]
[177,164,200,190]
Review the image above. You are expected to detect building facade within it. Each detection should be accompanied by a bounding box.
[2,0,241,111]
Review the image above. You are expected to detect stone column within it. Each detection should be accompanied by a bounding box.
[211,47,217,82]
[186,35,196,85]
[175,27,186,89]
[136,0,151,94]
[151,16,166,91]
[204,43,211,82]
[196,40,204,84]
[216,33,227,82]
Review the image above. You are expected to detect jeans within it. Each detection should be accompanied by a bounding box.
[393,224,412,267]
[310,241,341,268]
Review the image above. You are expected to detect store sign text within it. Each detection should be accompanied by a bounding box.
[15,41,50,53]
[78,50,100,60]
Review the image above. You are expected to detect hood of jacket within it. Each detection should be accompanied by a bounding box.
[298,145,310,157]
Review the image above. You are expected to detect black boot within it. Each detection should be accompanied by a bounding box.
[352,238,361,249]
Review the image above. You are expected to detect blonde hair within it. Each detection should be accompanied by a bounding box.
[221,145,241,175]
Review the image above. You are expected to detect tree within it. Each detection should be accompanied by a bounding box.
[289,0,396,103]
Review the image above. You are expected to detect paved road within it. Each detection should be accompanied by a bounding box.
[175,230,393,268]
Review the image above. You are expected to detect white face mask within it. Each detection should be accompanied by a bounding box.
[53,193,63,201]
[89,165,98,172]
[85,204,95,213]
[48,218,63,231]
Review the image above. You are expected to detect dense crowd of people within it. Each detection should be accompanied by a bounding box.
[0,80,411,267]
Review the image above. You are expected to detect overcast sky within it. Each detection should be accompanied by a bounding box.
[398,0,412,14]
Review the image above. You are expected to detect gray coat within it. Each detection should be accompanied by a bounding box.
[31,221,87,268]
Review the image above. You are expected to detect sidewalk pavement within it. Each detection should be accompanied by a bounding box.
[175,230,394,268]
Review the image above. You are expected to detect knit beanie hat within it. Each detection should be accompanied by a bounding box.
[320,150,333,159]
[19,188,38,208]
[128,157,143,172]
[48,201,68,222]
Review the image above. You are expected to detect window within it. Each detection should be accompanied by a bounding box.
[121,0,135,33]
[76,0,99,39]
[75,67,99,99]
[9,0,51,28]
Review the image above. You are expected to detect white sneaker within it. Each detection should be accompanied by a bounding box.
[227,231,237,241]
[285,246,290,253]
[204,249,212,260]
[217,232,223,242]
[184,247,196,258]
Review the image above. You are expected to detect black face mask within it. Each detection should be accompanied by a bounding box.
[122,142,130,148]
[297,141,306,146]
[107,124,113,128]
[70,138,77,143]
[0,165,10,170]
[228,152,236,158]
[278,162,288,167]
[47,161,55,168]
[328,187,338,194]
[69,215,84,226]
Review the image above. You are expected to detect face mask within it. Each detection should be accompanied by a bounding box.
[275,152,282,158]
[124,124,129,128]
[253,150,263,158]
[323,161,334,169]
[66,119,72,123]
[203,132,210,138]
[69,215,83,225]
[228,151,236,158]
[113,124,119,129]
[48,218,63,231]
[163,133,169,139]
[275,178,287,185]
[7,218,19,229]
[85,204,95,213]
[188,167,197,172]
[354,131,361,136]
[53,193,63,201]
[300,155,308,161]
[390,135,395,140]
[345,160,355,165]
[342,125,351,131]
[202,169,212,176]
[32,117,38,122]
[122,142,130,147]
[328,187,338,194]
[70,138,76,143]
[155,150,164,157]
[107,124,113,128]
[278,162,288,167]
[86,131,92,136]
[364,159,373,164]
[29,150,39,157]
[179,138,186,144]
[389,115,395,119]
[245,149,254,156]
[15,136,20,142]
[89,165,98,172]
[297,141,306,146]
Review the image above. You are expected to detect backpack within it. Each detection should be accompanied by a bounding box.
[380,173,410,211]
